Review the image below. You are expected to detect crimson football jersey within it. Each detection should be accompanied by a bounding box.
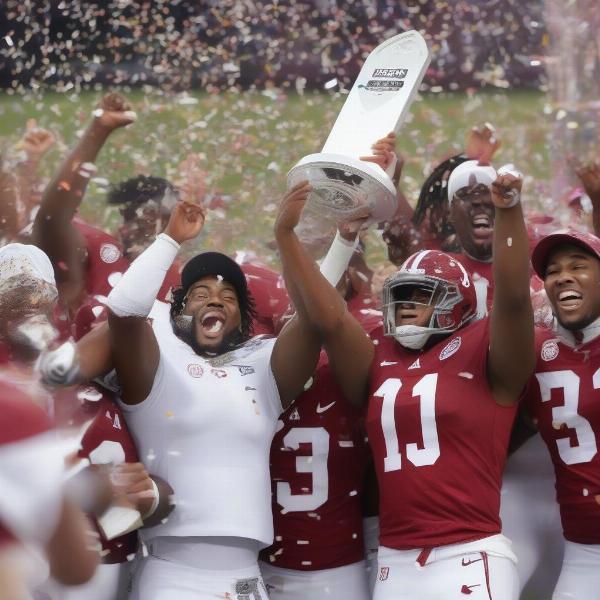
[73,219,179,337]
[261,365,369,570]
[76,385,140,563]
[524,328,600,544]
[449,252,494,318]
[367,318,517,549]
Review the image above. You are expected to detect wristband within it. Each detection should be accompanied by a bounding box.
[106,233,180,318]
[496,164,523,208]
[142,478,160,520]
[319,231,359,287]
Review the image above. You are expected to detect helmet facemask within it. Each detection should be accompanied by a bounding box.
[382,273,472,349]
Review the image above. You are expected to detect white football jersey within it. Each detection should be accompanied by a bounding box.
[119,301,282,547]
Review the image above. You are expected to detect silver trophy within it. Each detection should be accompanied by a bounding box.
[289,30,431,225]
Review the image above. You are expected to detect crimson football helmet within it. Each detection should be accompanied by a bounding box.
[382,250,477,349]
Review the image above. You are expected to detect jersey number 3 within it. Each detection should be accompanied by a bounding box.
[536,369,598,465]
[276,427,330,512]
[375,374,440,472]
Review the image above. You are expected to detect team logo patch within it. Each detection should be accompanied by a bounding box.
[211,368,227,378]
[541,339,559,362]
[439,336,461,361]
[187,364,204,378]
[99,243,120,264]
[235,365,255,376]
[234,577,260,600]
[379,566,390,581]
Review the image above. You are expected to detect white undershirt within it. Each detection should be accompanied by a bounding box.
[555,315,600,347]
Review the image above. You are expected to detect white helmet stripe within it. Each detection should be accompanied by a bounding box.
[451,257,471,287]
[401,250,430,272]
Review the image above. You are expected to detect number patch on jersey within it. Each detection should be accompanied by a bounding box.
[535,369,599,465]
[276,427,329,512]
[375,374,441,472]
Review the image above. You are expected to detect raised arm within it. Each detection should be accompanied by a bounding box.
[488,171,535,406]
[32,93,135,310]
[273,182,374,407]
[575,161,600,236]
[106,201,204,405]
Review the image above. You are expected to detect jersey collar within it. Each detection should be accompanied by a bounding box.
[555,315,600,348]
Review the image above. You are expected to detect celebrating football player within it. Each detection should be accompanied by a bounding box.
[32,92,180,320]
[275,169,533,598]
[260,214,381,599]
[104,195,323,599]
[522,230,600,599]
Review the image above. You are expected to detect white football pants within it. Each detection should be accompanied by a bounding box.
[260,559,369,600]
[500,435,564,599]
[129,537,269,600]
[552,541,600,600]
[374,535,519,600]
[363,516,380,596]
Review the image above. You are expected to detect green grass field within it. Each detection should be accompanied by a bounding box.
[0,88,552,267]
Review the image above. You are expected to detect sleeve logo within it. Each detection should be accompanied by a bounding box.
[439,336,462,361]
[99,243,121,264]
[541,339,559,362]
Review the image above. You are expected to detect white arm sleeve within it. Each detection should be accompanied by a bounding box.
[319,230,359,287]
[106,233,180,318]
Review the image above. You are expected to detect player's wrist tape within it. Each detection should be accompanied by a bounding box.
[106,233,180,318]
[319,230,359,286]
[142,478,160,520]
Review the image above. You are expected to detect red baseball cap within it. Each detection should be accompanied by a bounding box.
[531,229,600,279]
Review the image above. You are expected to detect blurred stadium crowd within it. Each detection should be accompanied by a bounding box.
[1,0,546,93]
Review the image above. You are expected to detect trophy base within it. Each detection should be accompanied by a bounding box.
[288,153,397,223]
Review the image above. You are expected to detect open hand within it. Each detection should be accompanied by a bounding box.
[466,123,501,164]
[110,462,156,517]
[274,181,312,237]
[92,92,137,132]
[164,200,205,244]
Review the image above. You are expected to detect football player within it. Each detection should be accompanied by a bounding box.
[275,170,533,598]
[260,230,380,600]
[523,230,600,599]
[104,193,324,599]
[32,93,180,322]
[0,243,168,600]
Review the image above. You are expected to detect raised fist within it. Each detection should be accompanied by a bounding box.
[19,119,56,160]
[92,92,137,132]
[491,170,523,209]
[575,161,600,203]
